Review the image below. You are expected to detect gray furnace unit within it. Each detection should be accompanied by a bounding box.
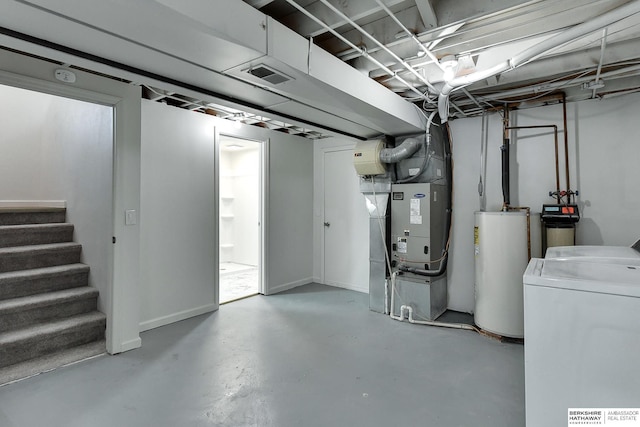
[391,182,447,320]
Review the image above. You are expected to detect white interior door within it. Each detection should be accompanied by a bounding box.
[323,148,370,293]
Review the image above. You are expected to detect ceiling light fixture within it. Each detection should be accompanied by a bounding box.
[440,55,459,82]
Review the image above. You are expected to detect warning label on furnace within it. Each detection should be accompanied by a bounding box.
[410,199,422,224]
[397,238,407,254]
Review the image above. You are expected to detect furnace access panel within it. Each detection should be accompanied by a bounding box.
[390,183,446,277]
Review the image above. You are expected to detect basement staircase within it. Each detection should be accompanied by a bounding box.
[0,208,106,386]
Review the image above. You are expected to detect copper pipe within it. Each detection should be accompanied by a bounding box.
[562,92,572,201]
[505,125,561,204]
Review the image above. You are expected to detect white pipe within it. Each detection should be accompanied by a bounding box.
[389,273,479,332]
[282,0,433,101]
[477,63,640,102]
[593,28,608,99]
[389,273,403,321]
[404,306,479,331]
[438,0,640,121]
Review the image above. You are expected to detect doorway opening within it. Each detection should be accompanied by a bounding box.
[218,136,263,303]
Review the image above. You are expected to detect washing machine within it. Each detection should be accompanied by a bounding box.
[523,258,640,427]
[545,240,640,265]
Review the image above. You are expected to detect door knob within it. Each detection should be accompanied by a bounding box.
[324,222,331,227]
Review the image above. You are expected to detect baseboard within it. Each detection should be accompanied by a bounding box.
[0,200,66,209]
[109,337,142,355]
[139,303,218,332]
[324,280,369,294]
[266,277,314,295]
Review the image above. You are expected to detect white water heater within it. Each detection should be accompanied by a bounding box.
[474,211,540,338]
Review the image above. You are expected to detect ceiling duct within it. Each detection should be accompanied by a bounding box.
[0,0,425,138]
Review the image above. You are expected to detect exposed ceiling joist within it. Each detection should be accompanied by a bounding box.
[245,0,276,8]
[281,0,408,38]
[415,0,437,29]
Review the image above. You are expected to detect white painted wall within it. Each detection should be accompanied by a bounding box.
[140,101,217,331]
[139,100,313,329]
[262,127,314,294]
[0,83,113,313]
[448,93,640,313]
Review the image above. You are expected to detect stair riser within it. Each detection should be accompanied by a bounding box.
[0,247,81,273]
[0,212,66,226]
[0,319,105,368]
[0,270,89,301]
[0,296,98,332]
[0,226,74,248]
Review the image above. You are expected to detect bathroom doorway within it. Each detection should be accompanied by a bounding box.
[218,136,263,303]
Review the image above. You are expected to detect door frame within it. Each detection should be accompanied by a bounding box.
[318,143,357,285]
[0,51,142,354]
[214,131,268,303]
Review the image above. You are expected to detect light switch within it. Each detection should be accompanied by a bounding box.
[125,210,137,225]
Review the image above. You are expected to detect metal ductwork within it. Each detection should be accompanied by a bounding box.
[0,0,425,138]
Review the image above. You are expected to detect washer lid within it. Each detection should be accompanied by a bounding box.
[545,245,640,265]
[524,258,640,298]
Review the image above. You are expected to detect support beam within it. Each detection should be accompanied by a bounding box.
[245,0,275,8]
[415,0,437,30]
[281,0,408,38]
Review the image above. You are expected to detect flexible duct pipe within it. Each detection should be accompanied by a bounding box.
[438,0,640,121]
[394,110,438,183]
[379,137,421,163]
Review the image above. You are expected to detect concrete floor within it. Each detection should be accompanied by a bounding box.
[0,283,525,427]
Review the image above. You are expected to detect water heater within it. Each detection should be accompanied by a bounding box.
[474,211,541,338]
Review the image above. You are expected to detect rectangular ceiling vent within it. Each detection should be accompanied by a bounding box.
[244,64,292,85]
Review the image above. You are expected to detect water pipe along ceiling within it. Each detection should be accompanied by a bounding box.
[246,0,640,118]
